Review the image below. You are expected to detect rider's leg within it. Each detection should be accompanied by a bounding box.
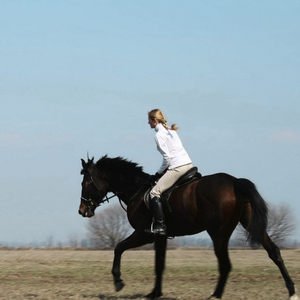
[146,164,193,235]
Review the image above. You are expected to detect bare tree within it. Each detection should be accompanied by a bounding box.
[266,203,296,246]
[87,204,133,248]
[68,233,79,248]
[235,203,296,247]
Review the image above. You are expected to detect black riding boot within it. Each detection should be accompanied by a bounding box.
[145,197,167,236]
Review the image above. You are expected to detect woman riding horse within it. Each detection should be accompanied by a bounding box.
[146,109,193,236]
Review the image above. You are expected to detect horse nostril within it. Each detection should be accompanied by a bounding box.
[78,210,82,215]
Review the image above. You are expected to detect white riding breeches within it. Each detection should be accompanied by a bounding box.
[150,163,193,199]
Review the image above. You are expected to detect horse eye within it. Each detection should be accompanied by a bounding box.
[81,181,89,188]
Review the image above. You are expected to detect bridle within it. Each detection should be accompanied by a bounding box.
[80,193,115,209]
[81,166,151,212]
[80,169,116,210]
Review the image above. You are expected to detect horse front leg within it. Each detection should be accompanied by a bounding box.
[112,230,154,292]
[146,235,167,299]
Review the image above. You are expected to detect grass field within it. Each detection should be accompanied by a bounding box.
[0,248,299,300]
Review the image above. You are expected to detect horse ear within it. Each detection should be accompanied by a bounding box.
[88,157,94,164]
[81,158,87,169]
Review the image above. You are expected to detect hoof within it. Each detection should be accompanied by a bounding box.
[145,290,162,299]
[114,280,125,292]
[205,295,220,300]
[290,295,300,300]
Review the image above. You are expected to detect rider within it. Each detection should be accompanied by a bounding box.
[146,109,193,236]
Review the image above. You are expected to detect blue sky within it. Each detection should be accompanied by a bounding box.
[1,1,299,245]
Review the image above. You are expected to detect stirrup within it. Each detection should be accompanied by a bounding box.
[145,221,155,235]
[153,227,167,236]
[145,222,167,236]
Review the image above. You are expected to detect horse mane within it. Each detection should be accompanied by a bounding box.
[95,155,147,185]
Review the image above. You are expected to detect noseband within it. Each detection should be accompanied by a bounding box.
[80,182,117,207]
[80,194,113,208]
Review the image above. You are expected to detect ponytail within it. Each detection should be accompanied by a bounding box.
[170,124,179,131]
[148,109,179,131]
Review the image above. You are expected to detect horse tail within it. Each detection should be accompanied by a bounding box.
[234,178,268,246]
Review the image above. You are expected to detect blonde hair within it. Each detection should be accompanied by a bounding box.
[148,109,179,131]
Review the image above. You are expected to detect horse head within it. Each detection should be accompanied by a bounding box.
[78,157,109,218]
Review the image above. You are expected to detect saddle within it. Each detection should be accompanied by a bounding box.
[144,167,202,212]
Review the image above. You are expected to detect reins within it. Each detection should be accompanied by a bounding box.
[117,182,147,212]
[86,164,150,212]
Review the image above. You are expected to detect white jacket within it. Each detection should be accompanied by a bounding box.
[154,123,192,174]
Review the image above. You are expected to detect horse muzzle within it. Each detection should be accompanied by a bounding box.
[78,206,95,218]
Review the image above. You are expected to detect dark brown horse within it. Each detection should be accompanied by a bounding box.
[78,156,298,300]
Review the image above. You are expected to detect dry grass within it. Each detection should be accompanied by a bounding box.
[0,248,299,300]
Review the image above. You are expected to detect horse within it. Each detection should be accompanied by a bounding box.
[78,155,299,300]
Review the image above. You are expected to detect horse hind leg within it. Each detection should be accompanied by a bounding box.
[240,214,299,300]
[261,233,299,300]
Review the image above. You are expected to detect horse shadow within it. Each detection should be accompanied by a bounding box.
[97,294,177,300]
